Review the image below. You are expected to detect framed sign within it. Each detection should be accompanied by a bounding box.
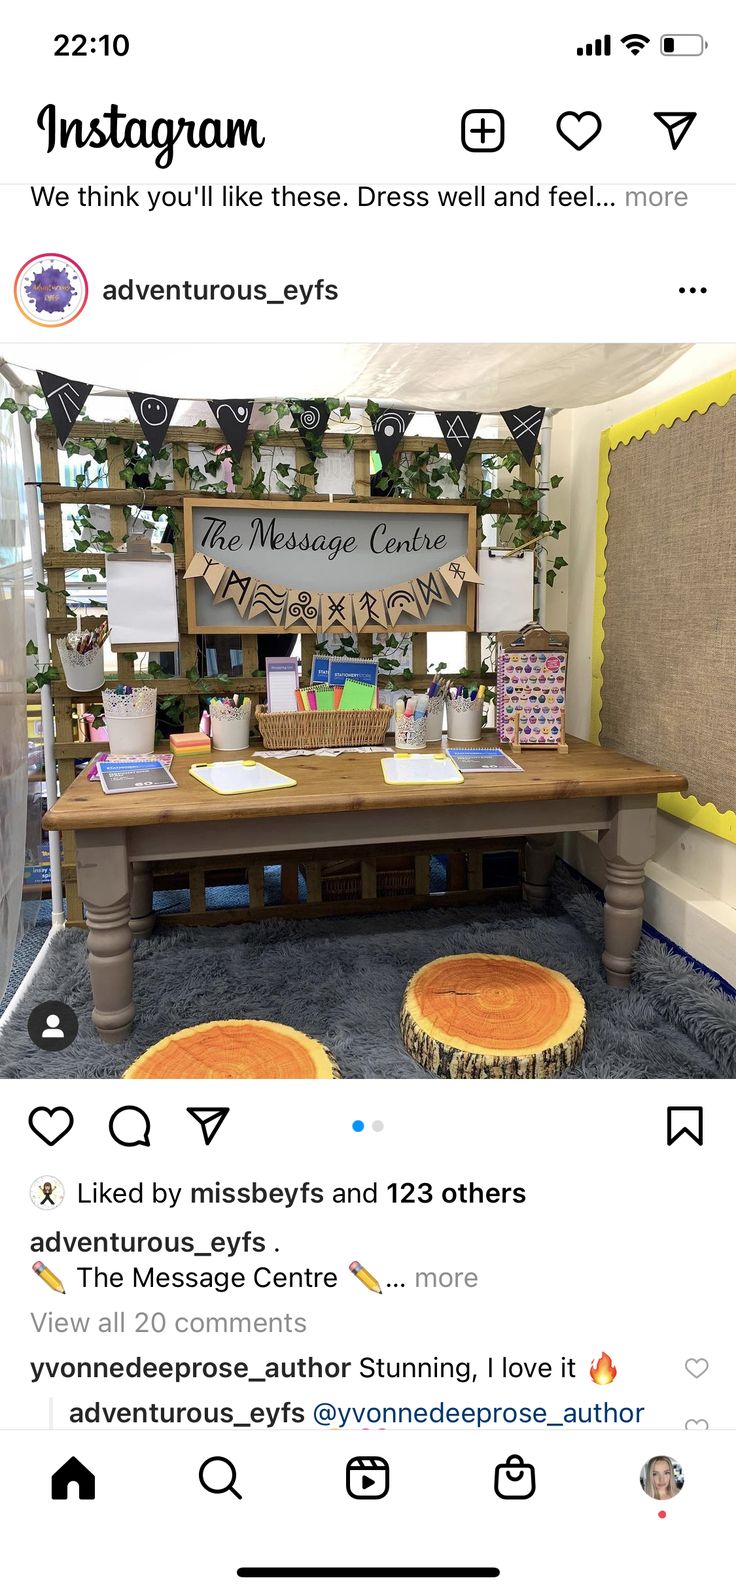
[182,497,477,633]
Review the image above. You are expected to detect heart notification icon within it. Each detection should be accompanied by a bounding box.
[29,1107,74,1147]
[556,111,602,150]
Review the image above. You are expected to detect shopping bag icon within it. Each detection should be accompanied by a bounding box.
[493,1453,536,1500]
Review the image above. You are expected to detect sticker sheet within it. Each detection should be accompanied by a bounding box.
[497,647,567,745]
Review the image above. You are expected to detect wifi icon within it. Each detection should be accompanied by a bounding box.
[621,33,650,55]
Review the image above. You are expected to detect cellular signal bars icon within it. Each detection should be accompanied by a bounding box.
[577,34,611,56]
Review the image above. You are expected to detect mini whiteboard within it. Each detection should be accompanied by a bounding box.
[476,548,534,634]
[382,754,464,786]
[105,544,179,650]
[189,760,296,794]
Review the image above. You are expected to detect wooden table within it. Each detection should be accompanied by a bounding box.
[45,737,686,1043]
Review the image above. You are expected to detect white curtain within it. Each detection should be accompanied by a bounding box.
[0,380,28,999]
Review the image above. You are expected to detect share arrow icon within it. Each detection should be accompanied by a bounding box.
[654,111,697,150]
[186,1107,230,1145]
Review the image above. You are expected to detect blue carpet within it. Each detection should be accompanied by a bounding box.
[0,871,733,1080]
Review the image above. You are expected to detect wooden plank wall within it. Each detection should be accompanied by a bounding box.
[37,419,535,926]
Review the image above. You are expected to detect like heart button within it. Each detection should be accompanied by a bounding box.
[29,1107,74,1147]
[557,111,602,151]
[685,1358,709,1378]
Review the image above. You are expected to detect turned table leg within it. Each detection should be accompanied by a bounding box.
[523,834,558,908]
[76,830,135,1042]
[600,798,657,988]
[130,861,156,938]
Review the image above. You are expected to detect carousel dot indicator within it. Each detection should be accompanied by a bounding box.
[371,1120,384,1132]
[352,1120,365,1132]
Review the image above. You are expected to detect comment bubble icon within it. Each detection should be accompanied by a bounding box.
[109,1106,152,1148]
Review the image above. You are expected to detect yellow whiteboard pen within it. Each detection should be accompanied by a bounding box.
[349,1259,382,1295]
[32,1261,65,1294]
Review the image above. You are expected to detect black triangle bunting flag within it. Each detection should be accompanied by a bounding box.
[500,405,545,466]
[370,407,415,470]
[208,399,254,458]
[289,401,331,451]
[436,410,481,471]
[37,371,93,446]
[128,391,178,453]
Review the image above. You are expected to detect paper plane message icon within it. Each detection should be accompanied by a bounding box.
[654,111,697,150]
[186,1107,230,1146]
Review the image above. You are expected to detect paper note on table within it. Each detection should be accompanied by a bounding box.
[381,754,464,786]
[189,761,296,794]
[339,678,377,711]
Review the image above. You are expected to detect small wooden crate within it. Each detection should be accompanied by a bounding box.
[256,706,391,750]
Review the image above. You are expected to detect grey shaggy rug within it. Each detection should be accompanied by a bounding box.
[1,872,734,1080]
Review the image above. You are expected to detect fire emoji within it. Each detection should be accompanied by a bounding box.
[590,1351,617,1385]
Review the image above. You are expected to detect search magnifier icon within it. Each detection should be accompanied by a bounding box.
[199,1456,242,1500]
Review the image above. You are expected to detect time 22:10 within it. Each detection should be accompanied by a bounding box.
[54,35,130,56]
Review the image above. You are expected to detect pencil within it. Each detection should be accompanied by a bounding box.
[349,1260,382,1295]
[32,1261,65,1294]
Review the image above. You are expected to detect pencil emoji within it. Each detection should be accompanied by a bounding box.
[349,1259,382,1295]
[32,1261,65,1294]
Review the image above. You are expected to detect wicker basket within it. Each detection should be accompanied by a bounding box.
[256,705,391,750]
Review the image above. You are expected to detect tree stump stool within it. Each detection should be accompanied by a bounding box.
[400,953,586,1078]
[124,1019,342,1079]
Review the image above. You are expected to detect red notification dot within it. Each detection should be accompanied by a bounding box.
[658,1511,666,1519]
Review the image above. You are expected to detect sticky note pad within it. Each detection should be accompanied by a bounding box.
[338,678,376,712]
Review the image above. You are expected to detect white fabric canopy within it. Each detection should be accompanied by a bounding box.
[0,342,691,414]
[0,383,29,1001]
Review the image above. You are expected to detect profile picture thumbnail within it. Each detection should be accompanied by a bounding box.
[640,1455,684,1501]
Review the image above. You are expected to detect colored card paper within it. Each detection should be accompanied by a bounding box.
[338,678,377,711]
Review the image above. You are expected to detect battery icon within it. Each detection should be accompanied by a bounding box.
[660,34,707,55]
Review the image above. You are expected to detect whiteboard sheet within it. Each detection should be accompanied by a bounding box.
[381,754,464,786]
[476,549,534,633]
[188,761,296,794]
[106,550,179,648]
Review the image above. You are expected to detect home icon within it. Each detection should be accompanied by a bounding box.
[51,1456,96,1500]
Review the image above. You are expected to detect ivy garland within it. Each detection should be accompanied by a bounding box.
[2,392,566,697]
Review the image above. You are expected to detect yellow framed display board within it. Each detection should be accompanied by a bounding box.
[591,370,736,844]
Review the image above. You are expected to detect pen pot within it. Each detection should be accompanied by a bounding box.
[446,697,484,742]
[58,637,105,693]
[395,715,428,750]
[425,698,445,743]
[210,700,251,751]
[102,685,157,756]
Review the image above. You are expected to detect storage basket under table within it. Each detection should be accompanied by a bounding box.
[256,705,391,750]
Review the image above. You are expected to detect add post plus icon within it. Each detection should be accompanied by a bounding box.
[461,109,505,152]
